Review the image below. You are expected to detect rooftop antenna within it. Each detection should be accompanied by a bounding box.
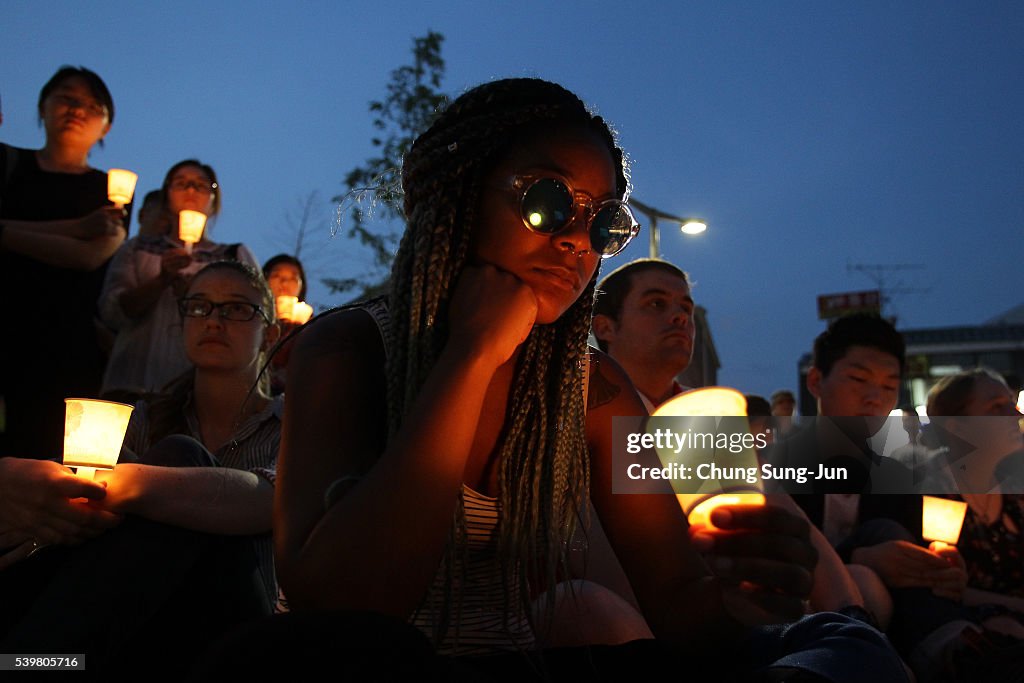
[846,262,930,325]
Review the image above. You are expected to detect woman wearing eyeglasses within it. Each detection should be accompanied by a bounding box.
[99,159,259,402]
[1,261,282,675]
[237,79,908,681]
[0,66,128,461]
[104,260,282,604]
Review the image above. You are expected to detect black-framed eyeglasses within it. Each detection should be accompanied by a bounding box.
[170,179,218,194]
[178,297,268,322]
[511,176,640,258]
[50,94,107,119]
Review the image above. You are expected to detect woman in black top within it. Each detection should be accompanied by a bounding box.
[0,65,127,460]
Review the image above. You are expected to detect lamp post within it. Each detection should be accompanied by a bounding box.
[629,197,707,259]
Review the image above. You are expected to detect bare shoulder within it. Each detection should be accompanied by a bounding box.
[284,304,388,468]
[275,304,391,577]
[586,347,644,415]
[290,305,385,366]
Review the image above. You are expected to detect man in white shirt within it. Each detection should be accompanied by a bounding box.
[592,259,694,411]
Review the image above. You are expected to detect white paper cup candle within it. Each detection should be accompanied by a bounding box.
[178,210,207,254]
[652,386,765,529]
[275,296,298,322]
[922,495,968,551]
[63,399,134,480]
[291,301,314,324]
[107,169,138,208]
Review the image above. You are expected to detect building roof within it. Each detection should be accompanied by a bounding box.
[902,324,1024,353]
[986,303,1024,326]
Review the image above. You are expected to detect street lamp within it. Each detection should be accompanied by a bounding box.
[629,197,707,259]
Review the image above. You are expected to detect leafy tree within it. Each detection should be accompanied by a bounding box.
[324,31,449,298]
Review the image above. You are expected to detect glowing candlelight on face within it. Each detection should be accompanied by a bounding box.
[652,386,765,528]
[275,296,298,322]
[291,301,313,324]
[63,399,133,480]
[178,210,206,254]
[107,169,138,208]
[922,495,968,547]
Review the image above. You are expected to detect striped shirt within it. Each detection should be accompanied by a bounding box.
[121,392,283,606]
[363,299,537,655]
[410,485,537,655]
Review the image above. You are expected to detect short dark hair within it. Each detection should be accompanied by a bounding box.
[262,253,308,301]
[812,313,905,377]
[38,66,114,124]
[140,189,161,207]
[745,394,772,418]
[592,259,689,352]
[161,159,222,216]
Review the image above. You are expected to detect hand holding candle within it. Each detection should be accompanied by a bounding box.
[291,301,314,325]
[107,169,138,208]
[651,386,766,526]
[275,295,298,322]
[63,399,133,480]
[178,210,207,254]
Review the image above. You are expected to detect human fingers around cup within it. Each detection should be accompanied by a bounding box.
[705,505,817,570]
[100,205,127,235]
[710,504,811,539]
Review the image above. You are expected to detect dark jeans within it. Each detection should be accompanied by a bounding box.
[0,436,270,679]
[190,609,908,683]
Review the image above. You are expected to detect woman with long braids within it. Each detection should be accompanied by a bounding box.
[209,78,909,681]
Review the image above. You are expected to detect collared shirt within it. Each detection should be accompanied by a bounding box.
[121,391,283,605]
[640,380,690,413]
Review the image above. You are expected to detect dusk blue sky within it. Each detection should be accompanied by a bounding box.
[3,1,1021,400]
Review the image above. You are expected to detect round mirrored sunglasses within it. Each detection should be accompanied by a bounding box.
[512,176,639,258]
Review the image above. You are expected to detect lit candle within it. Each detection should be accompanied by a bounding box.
[291,301,314,324]
[686,492,766,530]
[275,296,298,322]
[178,210,207,254]
[921,495,968,550]
[652,386,765,527]
[63,399,134,480]
[107,169,138,208]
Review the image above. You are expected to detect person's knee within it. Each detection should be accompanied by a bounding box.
[847,564,893,631]
[533,579,653,648]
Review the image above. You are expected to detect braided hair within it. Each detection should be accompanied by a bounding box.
[387,78,629,644]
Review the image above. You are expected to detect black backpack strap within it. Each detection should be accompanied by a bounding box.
[226,243,241,260]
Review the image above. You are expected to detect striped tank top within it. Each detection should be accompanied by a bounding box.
[362,299,538,655]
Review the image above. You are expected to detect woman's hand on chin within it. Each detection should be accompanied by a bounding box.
[448,264,537,369]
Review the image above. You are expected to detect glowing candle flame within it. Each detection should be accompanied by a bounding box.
[107,169,138,208]
[921,495,968,546]
[178,210,207,254]
[63,399,133,480]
